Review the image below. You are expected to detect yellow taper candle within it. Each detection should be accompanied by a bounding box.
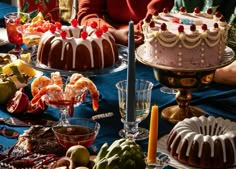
[147,105,159,164]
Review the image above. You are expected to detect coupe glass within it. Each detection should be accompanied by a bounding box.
[116,79,153,140]
[4,12,30,57]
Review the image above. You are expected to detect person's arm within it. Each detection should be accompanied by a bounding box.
[214,60,236,85]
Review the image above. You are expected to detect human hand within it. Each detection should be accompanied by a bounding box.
[109,28,144,46]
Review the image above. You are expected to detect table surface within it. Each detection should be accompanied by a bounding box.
[0,3,236,169]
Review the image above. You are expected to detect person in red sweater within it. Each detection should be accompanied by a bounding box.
[77,0,174,46]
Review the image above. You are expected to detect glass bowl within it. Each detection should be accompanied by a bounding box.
[52,118,100,149]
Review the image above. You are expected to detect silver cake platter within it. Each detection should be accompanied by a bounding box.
[136,44,235,72]
[26,44,128,77]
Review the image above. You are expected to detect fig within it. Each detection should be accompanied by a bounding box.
[6,88,29,113]
[50,156,75,169]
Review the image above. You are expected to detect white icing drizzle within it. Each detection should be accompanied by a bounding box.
[170,116,236,164]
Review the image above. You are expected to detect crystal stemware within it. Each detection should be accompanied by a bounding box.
[4,12,30,57]
[116,79,153,140]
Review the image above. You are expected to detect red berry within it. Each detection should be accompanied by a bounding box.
[60,30,67,39]
[178,25,184,32]
[149,21,155,28]
[194,7,200,13]
[153,11,159,16]
[190,24,196,31]
[71,19,78,27]
[160,23,167,31]
[207,8,213,14]
[145,14,152,23]
[179,6,186,13]
[214,23,219,28]
[202,24,207,31]
[90,21,98,29]
[49,24,56,33]
[215,12,221,18]
[163,8,169,13]
[220,16,225,22]
[80,31,88,40]
[95,29,103,38]
[55,22,62,30]
[101,25,108,33]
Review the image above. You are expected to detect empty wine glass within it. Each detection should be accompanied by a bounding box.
[4,12,30,57]
[116,79,153,140]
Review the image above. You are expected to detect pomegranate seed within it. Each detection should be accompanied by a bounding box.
[194,7,200,13]
[202,24,207,31]
[178,25,184,32]
[190,24,196,31]
[71,19,78,27]
[160,23,167,31]
[207,8,213,14]
[80,31,88,40]
[60,30,67,39]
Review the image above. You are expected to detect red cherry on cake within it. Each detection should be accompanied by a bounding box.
[194,7,200,14]
[153,11,159,16]
[220,16,225,22]
[145,14,152,23]
[201,24,208,31]
[49,24,56,33]
[81,31,88,40]
[214,23,219,28]
[179,6,186,13]
[190,24,196,32]
[207,8,213,14]
[60,30,67,39]
[95,29,103,38]
[101,25,108,33]
[178,25,184,33]
[91,21,98,29]
[163,8,169,14]
[71,19,78,27]
[160,23,167,31]
[55,22,62,30]
[149,21,155,28]
[215,12,221,18]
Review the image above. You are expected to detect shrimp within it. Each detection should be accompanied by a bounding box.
[73,77,99,111]
[68,73,84,85]
[51,72,63,89]
[31,84,63,105]
[31,76,52,96]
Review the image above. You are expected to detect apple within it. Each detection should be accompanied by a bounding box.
[0,77,17,105]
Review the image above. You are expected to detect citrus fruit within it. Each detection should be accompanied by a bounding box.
[66,145,90,166]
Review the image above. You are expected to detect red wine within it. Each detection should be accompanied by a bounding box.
[53,125,96,149]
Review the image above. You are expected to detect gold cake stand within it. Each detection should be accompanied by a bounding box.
[136,45,235,124]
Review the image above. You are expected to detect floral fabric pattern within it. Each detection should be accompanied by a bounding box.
[18,0,60,22]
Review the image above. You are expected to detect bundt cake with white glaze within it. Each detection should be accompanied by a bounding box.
[166,116,236,169]
[141,7,230,69]
[37,20,119,71]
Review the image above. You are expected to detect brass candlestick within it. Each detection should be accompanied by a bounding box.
[136,45,235,124]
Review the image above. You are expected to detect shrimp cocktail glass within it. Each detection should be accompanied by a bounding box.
[4,12,30,57]
[30,72,99,124]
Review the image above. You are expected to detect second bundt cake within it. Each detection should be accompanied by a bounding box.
[166,116,236,169]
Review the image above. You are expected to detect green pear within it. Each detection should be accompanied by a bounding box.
[66,145,90,166]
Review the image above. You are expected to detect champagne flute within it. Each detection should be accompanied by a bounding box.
[116,79,153,140]
[4,12,30,57]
